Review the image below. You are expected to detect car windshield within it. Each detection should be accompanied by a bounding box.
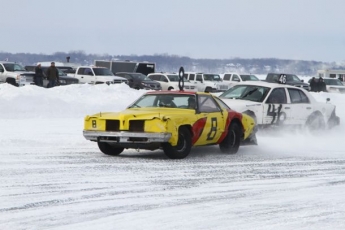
[128,94,197,109]
[204,74,222,81]
[286,75,301,82]
[3,63,26,72]
[220,85,270,102]
[167,75,179,82]
[93,68,114,76]
[324,79,343,86]
[241,74,259,81]
[131,73,150,80]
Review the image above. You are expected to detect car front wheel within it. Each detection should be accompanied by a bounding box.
[162,127,192,159]
[98,142,124,156]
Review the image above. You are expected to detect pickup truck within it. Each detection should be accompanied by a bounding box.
[67,66,128,85]
[222,73,260,83]
[183,72,230,92]
[0,61,35,86]
[265,73,310,91]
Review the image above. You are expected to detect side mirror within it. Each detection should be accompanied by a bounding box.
[88,72,94,76]
[301,79,304,82]
[0,69,4,73]
[326,98,330,102]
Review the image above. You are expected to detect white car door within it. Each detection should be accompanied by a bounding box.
[77,67,95,84]
[231,74,241,83]
[286,88,312,124]
[159,75,170,90]
[262,88,294,125]
[195,74,205,91]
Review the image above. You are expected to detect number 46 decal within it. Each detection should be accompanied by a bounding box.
[206,117,217,140]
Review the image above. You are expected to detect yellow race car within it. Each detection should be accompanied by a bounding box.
[83,91,257,159]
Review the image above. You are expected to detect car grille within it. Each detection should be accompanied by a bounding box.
[114,80,128,84]
[184,86,196,90]
[106,120,120,131]
[129,120,144,132]
[150,84,160,89]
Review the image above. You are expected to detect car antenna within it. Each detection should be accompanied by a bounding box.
[178,66,185,91]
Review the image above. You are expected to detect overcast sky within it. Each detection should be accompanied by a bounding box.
[1,0,344,62]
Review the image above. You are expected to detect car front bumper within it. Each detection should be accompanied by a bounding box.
[83,130,172,143]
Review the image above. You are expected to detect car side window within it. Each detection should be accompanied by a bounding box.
[288,88,310,103]
[196,75,202,82]
[77,68,85,74]
[83,68,93,75]
[189,74,195,81]
[160,75,168,82]
[266,88,287,104]
[198,95,221,113]
[0,64,4,72]
[223,74,231,81]
[232,75,240,82]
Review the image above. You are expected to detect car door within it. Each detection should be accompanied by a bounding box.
[286,88,311,124]
[195,74,205,91]
[193,95,225,146]
[77,68,95,84]
[262,88,293,125]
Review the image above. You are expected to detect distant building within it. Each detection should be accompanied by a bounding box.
[317,69,345,81]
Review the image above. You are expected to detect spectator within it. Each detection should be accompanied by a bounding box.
[317,77,327,92]
[46,62,59,88]
[34,63,44,87]
[309,77,318,92]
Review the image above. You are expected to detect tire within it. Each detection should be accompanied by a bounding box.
[305,113,325,131]
[204,87,212,93]
[6,78,19,87]
[219,122,242,154]
[97,142,124,156]
[162,127,192,159]
[168,87,174,90]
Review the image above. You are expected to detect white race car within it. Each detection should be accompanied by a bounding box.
[219,81,340,129]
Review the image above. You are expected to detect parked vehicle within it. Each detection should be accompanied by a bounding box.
[265,73,310,91]
[308,77,345,93]
[219,81,339,129]
[94,60,155,76]
[115,72,161,90]
[223,73,260,82]
[184,72,230,92]
[24,65,79,87]
[147,73,197,91]
[83,91,257,159]
[67,66,128,85]
[0,62,34,86]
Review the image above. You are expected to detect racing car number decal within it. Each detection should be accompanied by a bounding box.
[206,117,217,140]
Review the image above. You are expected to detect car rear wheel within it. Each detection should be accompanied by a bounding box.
[305,113,325,131]
[97,142,124,156]
[219,122,242,154]
[162,127,192,159]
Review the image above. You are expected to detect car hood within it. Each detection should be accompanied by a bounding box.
[87,108,195,120]
[286,81,309,86]
[220,98,262,113]
[142,80,160,84]
[326,85,345,89]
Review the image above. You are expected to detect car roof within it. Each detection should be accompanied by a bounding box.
[146,90,210,96]
[232,81,307,90]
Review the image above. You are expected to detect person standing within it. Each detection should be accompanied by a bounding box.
[46,62,59,88]
[34,63,44,87]
[309,77,317,92]
[317,77,327,92]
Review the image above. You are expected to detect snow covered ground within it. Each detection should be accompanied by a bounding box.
[1,83,345,230]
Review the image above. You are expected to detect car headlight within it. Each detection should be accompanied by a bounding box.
[141,82,149,86]
[59,80,66,84]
